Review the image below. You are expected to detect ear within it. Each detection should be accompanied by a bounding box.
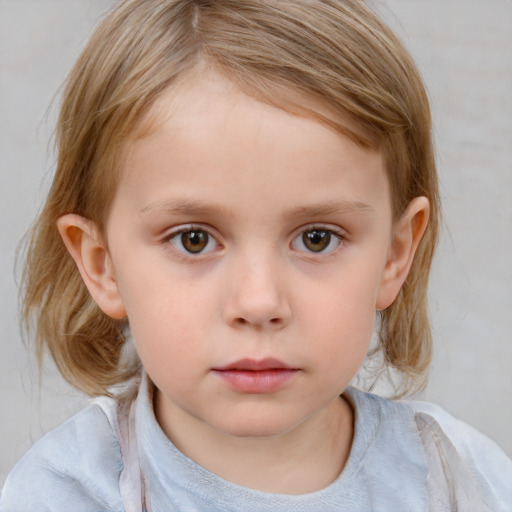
[376,197,430,311]
[57,214,127,319]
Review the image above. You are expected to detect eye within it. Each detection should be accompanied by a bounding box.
[292,227,343,254]
[168,228,218,255]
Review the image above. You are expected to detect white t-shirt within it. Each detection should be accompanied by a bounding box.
[2,374,511,511]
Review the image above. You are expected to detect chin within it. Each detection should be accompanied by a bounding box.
[213,413,302,439]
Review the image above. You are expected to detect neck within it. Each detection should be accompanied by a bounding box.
[154,393,354,494]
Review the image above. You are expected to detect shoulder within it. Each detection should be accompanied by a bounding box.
[349,388,512,509]
[408,398,509,462]
[407,399,512,498]
[1,401,124,512]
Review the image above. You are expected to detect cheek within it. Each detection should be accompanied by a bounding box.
[297,270,380,365]
[123,276,226,378]
[318,301,375,365]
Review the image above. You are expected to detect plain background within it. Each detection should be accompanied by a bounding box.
[1,0,511,485]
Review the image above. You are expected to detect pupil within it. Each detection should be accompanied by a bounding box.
[182,230,207,253]
[303,230,330,252]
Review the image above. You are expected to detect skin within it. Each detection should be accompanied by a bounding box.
[58,73,429,494]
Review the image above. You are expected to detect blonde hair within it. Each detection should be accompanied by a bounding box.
[22,0,439,397]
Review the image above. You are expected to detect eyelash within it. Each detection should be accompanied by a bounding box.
[162,224,345,257]
[291,224,345,256]
[163,225,220,257]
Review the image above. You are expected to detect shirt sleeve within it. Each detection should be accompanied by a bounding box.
[412,401,512,512]
[0,405,124,512]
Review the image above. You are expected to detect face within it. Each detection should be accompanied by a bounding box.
[103,75,400,441]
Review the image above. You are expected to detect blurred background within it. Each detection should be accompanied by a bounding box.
[1,0,511,484]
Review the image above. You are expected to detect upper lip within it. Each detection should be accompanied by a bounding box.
[213,358,296,371]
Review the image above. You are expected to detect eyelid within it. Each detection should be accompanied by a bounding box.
[290,223,346,255]
[292,223,347,238]
[162,224,222,256]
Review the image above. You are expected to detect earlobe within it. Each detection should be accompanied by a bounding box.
[376,197,430,311]
[57,214,127,319]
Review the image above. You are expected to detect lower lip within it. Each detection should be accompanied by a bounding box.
[212,369,298,393]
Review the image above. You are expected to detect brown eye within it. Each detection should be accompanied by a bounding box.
[302,230,331,252]
[181,230,209,253]
[169,228,217,255]
[292,227,343,254]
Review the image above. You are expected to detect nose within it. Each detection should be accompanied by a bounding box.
[222,251,292,330]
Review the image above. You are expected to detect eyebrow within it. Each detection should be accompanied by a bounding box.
[139,198,373,219]
[139,198,235,218]
[283,200,374,220]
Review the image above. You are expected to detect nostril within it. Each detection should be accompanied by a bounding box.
[233,316,283,328]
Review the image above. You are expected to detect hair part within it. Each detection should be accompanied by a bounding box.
[22,0,439,397]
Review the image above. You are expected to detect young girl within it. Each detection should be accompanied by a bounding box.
[2,0,511,510]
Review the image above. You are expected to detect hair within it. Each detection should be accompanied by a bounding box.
[22,0,439,397]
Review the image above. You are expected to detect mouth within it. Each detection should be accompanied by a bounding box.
[212,358,299,394]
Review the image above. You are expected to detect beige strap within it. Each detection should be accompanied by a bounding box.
[95,396,149,512]
[415,412,491,512]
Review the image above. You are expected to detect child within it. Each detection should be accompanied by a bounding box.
[2,0,511,510]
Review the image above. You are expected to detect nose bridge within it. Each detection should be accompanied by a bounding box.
[224,243,291,329]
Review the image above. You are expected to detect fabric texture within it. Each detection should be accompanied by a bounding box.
[2,375,511,511]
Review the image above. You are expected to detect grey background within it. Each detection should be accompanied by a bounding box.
[1,0,511,485]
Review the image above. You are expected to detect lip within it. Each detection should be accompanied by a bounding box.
[212,358,299,393]
[213,358,295,372]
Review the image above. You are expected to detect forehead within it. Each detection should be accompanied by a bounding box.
[113,73,390,225]
[131,64,379,150]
